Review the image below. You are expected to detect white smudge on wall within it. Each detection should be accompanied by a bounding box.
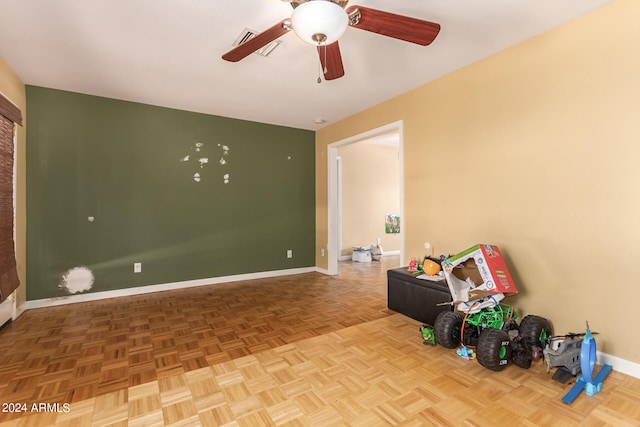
[220,145,230,183]
[59,266,95,294]
[180,141,231,183]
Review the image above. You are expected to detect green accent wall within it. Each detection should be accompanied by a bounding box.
[26,86,315,300]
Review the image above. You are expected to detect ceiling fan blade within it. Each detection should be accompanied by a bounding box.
[345,6,440,46]
[222,19,291,62]
[318,42,345,81]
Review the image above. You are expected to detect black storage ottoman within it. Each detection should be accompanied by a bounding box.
[387,267,453,325]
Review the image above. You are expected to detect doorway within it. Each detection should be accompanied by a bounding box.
[327,121,404,275]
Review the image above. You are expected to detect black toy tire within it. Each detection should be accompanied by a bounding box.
[477,328,512,371]
[519,315,553,349]
[511,335,533,369]
[434,311,462,349]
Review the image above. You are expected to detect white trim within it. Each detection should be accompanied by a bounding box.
[598,351,640,379]
[0,294,15,326]
[336,155,342,261]
[327,121,404,276]
[314,266,331,275]
[379,250,400,256]
[15,302,26,319]
[327,145,339,275]
[24,267,316,309]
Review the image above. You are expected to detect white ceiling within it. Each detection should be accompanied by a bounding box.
[0,0,611,131]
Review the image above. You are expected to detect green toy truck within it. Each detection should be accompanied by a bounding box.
[433,245,552,371]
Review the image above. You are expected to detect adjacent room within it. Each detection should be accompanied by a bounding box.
[1,0,639,425]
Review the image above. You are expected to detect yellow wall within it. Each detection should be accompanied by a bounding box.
[317,0,640,363]
[338,142,400,256]
[0,56,26,311]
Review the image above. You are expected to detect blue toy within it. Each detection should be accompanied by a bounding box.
[456,344,475,360]
[562,322,612,404]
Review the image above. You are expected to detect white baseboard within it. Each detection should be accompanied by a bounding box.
[381,250,401,256]
[598,351,640,379]
[0,295,15,327]
[15,302,27,319]
[314,266,332,275]
[24,267,316,310]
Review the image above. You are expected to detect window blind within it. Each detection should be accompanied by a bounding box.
[0,92,22,302]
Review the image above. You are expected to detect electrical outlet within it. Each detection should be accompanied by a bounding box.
[321,248,325,257]
[287,250,293,258]
[134,262,142,273]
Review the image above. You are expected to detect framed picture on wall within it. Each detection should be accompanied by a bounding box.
[385,214,400,234]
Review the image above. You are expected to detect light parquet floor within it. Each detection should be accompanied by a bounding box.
[1,257,639,426]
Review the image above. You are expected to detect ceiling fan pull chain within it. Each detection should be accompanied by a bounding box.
[316,40,323,83]
[323,43,328,74]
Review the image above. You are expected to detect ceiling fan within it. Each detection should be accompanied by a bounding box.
[222,0,440,81]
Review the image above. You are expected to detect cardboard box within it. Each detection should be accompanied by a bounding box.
[442,244,517,303]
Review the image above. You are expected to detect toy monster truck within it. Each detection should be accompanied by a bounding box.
[434,303,552,371]
[432,244,552,371]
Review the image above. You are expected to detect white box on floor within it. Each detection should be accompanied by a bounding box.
[352,248,372,262]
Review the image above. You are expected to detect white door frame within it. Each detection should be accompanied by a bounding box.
[327,120,404,275]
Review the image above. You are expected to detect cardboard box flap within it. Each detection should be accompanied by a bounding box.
[442,244,517,303]
[451,258,483,286]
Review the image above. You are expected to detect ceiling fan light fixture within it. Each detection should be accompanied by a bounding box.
[290,0,348,46]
